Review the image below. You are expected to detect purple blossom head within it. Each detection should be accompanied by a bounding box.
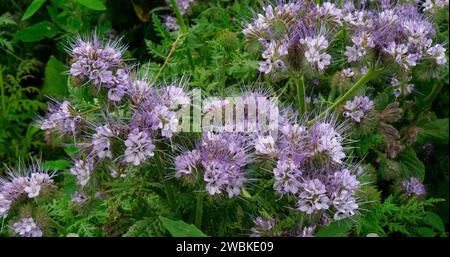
[70,159,94,187]
[250,216,276,237]
[0,158,56,217]
[343,95,374,123]
[402,177,426,197]
[162,15,180,31]
[12,217,43,237]
[166,0,195,15]
[91,124,114,160]
[273,159,303,195]
[71,191,87,204]
[124,128,155,166]
[39,100,81,135]
[297,178,330,214]
[175,132,251,198]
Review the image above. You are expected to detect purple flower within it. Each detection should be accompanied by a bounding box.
[250,217,276,237]
[91,125,114,159]
[298,226,316,237]
[174,149,200,178]
[300,35,332,71]
[70,159,94,187]
[174,132,250,198]
[343,95,373,123]
[0,158,56,217]
[71,191,87,204]
[162,15,180,31]
[402,177,426,196]
[40,100,81,135]
[273,159,302,195]
[297,179,330,214]
[13,217,43,237]
[124,129,155,166]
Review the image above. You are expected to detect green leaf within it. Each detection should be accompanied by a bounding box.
[15,21,59,42]
[396,145,425,181]
[416,227,435,237]
[76,0,107,11]
[315,218,356,237]
[42,56,68,96]
[417,118,449,145]
[43,159,70,171]
[425,212,445,232]
[22,0,46,21]
[159,217,207,237]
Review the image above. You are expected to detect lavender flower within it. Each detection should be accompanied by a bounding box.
[343,95,374,122]
[297,179,330,214]
[390,76,415,97]
[298,226,316,237]
[124,129,155,166]
[68,33,130,102]
[174,149,200,178]
[71,191,87,204]
[175,132,250,198]
[402,177,426,196]
[39,100,81,135]
[250,217,276,237]
[166,0,195,15]
[92,125,114,159]
[426,44,447,65]
[0,159,56,217]
[13,217,43,237]
[162,15,180,31]
[273,159,302,195]
[70,159,94,187]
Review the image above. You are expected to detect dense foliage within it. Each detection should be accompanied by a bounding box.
[0,0,448,237]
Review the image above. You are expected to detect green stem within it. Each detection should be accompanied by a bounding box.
[295,74,307,116]
[155,151,177,213]
[0,65,5,118]
[424,82,443,105]
[48,217,68,235]
[310,65,377,125]
[194,193,204,229]
[170,0,187,33]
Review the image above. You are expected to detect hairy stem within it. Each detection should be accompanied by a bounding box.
[424,82,443,105]
[0,65,5,118]
[170,0,195,72]
[194,193,204,229]
[155,151,177,213]
[296,74,307,116]
[310,65,377,125]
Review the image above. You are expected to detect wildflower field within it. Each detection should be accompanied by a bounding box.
[0,0,448,238]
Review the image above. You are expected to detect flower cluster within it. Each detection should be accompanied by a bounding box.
[402,177,426,197]
[174,132,251,198]
[12,217,43,237]
[422,0,449,13]
[163,0,195,31]
[0,159,55,217]
[39,34,191,194]
[68,34,130,102]
[39,100,81,136]
[343,95,374,123]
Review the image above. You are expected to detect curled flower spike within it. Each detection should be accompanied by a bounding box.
[0,158,57,217]
[67,33,131,102]
[70,159,94,187]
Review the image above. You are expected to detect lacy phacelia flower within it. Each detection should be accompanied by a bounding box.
[71,191,87,204]
[273,159,302,195]
[70,159,94,187]
[174,149,200,178]
[162,15,180,31]
[91,125,114,159]
[298,226,316,237]
[13,217,43,237]
[426,44,447,65]
[297,179,330,214]
[40,100,81,135]
[255,135,277,157]
[124,129,155,166]
[130,82,188,139]
[68,34,130,102]
[250,217,276,237]
[0,159,56,217]
[308,121,346,164]
[402,177,426,196]
[390,76,415,97]
[343,95,374,122]
[166,0,195,15]
[300,35,332,71]
[175,132,250,198]
[423,0,449,13]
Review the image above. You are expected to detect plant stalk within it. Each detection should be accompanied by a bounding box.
[194,193,204,229]
[310,65,376,125]
[296,74,307,116]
